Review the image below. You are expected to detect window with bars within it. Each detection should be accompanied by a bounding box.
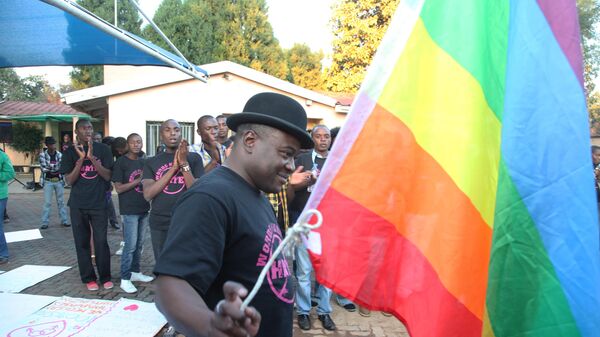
[146,121,195,157]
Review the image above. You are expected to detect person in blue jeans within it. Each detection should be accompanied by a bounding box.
[39,136,69,229]
[0,148,15,264]
[112,133,154,293]
[289,125,337,331]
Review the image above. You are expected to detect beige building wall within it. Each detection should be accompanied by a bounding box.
[106,67,347,146]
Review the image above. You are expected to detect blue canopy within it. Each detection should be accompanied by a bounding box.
[0,0,207,81]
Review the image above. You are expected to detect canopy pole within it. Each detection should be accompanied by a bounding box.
[42,0,208,83]
[128,0,196,73]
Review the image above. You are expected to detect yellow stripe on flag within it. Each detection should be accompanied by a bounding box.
[376,19,502,227]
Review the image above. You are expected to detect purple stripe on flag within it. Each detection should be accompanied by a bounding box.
[536,0,584,87]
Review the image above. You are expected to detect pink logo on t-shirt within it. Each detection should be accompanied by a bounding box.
[79,157,100,180]
[129,169,143,193]
[256,223,294,303]
[155,163,185,195]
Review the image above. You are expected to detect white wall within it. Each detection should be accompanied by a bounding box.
[107,72,347,148]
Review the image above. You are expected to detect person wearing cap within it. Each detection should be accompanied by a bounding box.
[39,136,69,229]
[154,92,314,337]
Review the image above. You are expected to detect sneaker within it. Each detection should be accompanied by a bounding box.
[39,224,48,230]
[3,216,9,223]
[120,280,137,293]
[62,223,71,227]
[0,257,8,265]
[130,272,154,283]
[103,281,114,290]
[86,281,99,291]
[115,241,125,256]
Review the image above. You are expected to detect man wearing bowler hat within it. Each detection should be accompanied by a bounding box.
[39,136,70,229]
[154,92,314,337]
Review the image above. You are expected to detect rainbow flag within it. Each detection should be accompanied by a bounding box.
[305,0,600,336]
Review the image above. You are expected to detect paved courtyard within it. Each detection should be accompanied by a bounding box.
[1,175,408,337]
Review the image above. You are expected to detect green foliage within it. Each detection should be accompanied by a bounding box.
[285,44,324,90]
[77,0,141,34]
[70,66,103,90]
[70,0,143,89]
[142,0,288,79]
[142,0,193,58]
[0,69,55,102]
[577,0,600,123]
[11,123,43,161]
[326,0,400,93]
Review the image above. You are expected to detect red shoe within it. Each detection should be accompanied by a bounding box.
[86,281,99,291]
[103,281,114,290]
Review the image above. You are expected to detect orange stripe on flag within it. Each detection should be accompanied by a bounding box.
[330,104,492,320]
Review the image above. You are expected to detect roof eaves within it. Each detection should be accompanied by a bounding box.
[203,61,338,107]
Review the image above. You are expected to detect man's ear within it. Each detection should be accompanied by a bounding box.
[197,128,201,137]
[241,130,258,153]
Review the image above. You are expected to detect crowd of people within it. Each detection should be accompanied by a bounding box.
[0,92,387,337]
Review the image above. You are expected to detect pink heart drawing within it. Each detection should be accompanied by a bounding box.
[123,304,139,311]
[8,320,66,337]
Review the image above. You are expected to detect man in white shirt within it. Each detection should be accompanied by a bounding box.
[189,115,227,173]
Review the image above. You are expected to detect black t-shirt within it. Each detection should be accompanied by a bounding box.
[290,151,327,212]
[112,156,150,215]
[46,152,60,179]
[59,143,114,209]
[142,151,204,219]
[154,167,293,337]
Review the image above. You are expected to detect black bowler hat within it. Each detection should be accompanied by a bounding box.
[227,92,314,149]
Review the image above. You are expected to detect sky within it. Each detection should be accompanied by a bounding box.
[14,0,335,87]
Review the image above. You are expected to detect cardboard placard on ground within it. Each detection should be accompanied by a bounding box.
[0,293,58,328]
[0,296,167,337]
[0,265,70,293]
[76,298,167,337]
[5,229,43,243]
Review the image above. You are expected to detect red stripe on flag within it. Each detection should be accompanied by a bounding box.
[311,187,483,337]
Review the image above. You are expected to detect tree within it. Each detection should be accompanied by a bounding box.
[142,0,288,79]
[239,0,288,79]
[577,0,600,122]
[142,0,197,59]
[326,0,400,93]
[11,122,44,164]
[0,69,56,102]
[70,0,143,89]
[286,44,324,90]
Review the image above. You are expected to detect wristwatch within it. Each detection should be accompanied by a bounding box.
[180,163,191,172]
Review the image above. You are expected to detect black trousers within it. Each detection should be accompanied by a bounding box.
[70,207,111,283]
[149,213,171,263]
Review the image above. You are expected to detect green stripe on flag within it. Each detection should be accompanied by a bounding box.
[486,161,581,337]
[420,0,509,120]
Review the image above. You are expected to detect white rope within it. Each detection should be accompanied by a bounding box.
[240,209,322,311]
